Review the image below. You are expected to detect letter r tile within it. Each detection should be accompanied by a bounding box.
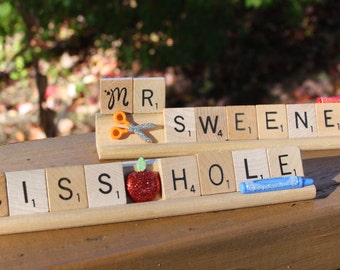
[133,77,166,113]
[45,166,88,212]
[0,173,9,217]
[100,78,133,114]
[158,155,201,199]
[84,162,127,208]
[164,108,197,143]
[232,148,270,191]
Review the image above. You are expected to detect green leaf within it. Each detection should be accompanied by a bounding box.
[136,157,147,172]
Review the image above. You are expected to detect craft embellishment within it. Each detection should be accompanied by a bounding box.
[126,157,161,202]
[110,110,156,143]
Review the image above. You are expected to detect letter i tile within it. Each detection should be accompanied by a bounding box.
[266,146,304,178]
[45,166,88,212]
[6,169,49,215]
[232,149,270,191]
[84,162,127,208]
[158,155,201,199]
[0,172,9,217]
[196,151,236,195]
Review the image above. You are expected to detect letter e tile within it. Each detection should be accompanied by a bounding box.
[158,155,201,199]
[6,169,49,215]
[226,105,258,140]
[267,146,304,177]
[0,173,9,217]
[315,103,340,136]
[196,151,236,195]
[84,162,126,208]
[232,148,270,191]
[256,104,288,139]
[100,77,133,114]
[46,166,88,212]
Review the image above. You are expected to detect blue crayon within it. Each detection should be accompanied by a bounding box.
[239,176,314,194]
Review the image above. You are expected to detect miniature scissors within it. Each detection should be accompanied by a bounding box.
[110,110,156,143]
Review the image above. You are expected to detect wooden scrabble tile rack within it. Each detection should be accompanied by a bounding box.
[0,77,340,268]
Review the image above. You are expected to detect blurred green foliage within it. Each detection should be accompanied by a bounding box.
[0,0,339,104]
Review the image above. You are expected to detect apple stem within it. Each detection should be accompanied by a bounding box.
[136,157,147,172]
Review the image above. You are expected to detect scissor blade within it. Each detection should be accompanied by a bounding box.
[134,123,157,130]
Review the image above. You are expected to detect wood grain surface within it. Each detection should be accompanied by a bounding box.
[0,133,340,269]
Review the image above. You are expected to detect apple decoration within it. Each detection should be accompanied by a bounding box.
[126,157,161,202]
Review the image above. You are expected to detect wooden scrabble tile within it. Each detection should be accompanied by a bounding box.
[196,151,236,195]
[0,173,9,217]
[6,169,49,216]
[226,105,258,140]
[164,108,197,143]
[232,148,270,191]
[256,104,288,139]
[286,104,317,138]
[267,146,304,177]
[84,162,126,208]
[45,166,88,212]
[315,103,340,137]
[100,77,133,114]
[158,155,201,199]
[133,77,166,113]
[195,107,228,141]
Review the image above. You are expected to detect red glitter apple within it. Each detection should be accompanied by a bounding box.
[126,157,161,202]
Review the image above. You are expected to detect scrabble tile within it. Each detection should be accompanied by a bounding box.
[286,104,317,138]
[256,104,288,139]
[0,173,9,217]
[46,166,88,212]
[100,77,133,114]
[196,151,236,195]
[133,77,166,113]
[232,148,270,191]
[164,108,197,143]
[226,105,258,140]
[267,146,304,177]
[6,169,49,216]
[158,155,201,199]
[195,107,228,141]
[315,103,340,137]
[84,162,127,208]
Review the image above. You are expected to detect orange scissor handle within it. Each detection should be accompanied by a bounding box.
[113,110,130,126]
[110,126,128,140]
